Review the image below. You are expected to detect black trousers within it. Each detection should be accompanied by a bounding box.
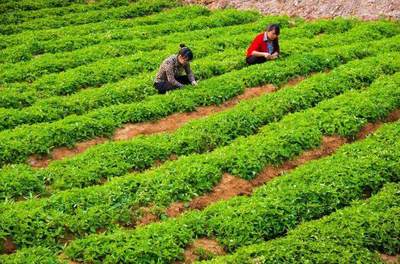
[246,55,267,65]
[154,76,191,94]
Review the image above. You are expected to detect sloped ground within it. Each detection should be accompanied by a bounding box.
[184,0,400,20]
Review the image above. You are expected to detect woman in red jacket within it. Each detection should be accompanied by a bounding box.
[246,24,280,65]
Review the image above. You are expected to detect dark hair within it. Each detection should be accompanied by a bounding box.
[266,24,280,35]
[178,44,194,61]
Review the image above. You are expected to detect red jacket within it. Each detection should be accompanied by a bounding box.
[246,32,280,58]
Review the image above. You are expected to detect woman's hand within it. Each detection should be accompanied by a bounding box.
[271,52,279,59]
[264,53,273,60]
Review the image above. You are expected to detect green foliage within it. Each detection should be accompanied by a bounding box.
[0,6,212,83]
[0,18,358,129]
[1,51,400,202]
[0,9,261,63]
[0,246,64,263]
[0,36,399,168]
[0,0,134,26]
[1,72,399,256]
[0,16,358,84]
[204,183,400,264]
[0,0,180,35]
[0,0,94,13]
[0,4,399,262]
[62,121,400,263]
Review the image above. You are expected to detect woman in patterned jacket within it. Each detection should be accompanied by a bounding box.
[154,44,198,94]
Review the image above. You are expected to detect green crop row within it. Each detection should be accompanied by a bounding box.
[1,69,399,254]
[0,246,63,263]
[0,6,214,84]
[0,0,101,13]
[203,183,400,264]
[0,15,293,87]
[10,13,360,54]
[0,17,357,111]
[0,18,355,112]
[3,14,351,84]
[2,52,399,201]
[0,4,212,50]
[0,19,362,129]
[0,19,364,113]
[0,35,398,167]
[0,0,135,26]
[3,183,399,263]
[0,47,249,127]
[0,9,261,63]
[61,94,400,264]
[1,40,249,100]
[0,246,64,263]
[0,0,179,35]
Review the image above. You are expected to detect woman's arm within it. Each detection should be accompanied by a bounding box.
[184,63,197,85]
[252,50,272,58]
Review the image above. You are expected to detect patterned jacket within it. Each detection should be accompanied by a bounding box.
[154,55,195,87]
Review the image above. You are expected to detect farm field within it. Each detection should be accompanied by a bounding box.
[0,0,399,263]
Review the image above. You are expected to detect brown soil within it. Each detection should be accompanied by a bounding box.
[170,108,400,214]
[113,85,276,140]
[252,136,347,186]
[136,208,159,226]
[181,238,225,264]
[381,254,400,264]
[95,227,107,234]
[58,253,81,264]
[27,74,318,169]
[2,237,17,254]
[386,109,400,122]
[163,114,393,217]
[166,202,186,218]
[28,137,108,168]
[189,173,253,210]
[58,232,76,246]
[357,109,400,139]
[184,0,400,20]
[126,115,394,251]
[188,136,346,211]
[357,122,385,140]
[281,75,306,88]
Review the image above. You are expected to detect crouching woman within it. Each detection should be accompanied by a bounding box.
[154,44,198,94]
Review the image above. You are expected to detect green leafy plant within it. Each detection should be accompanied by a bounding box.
[1,72,399,256]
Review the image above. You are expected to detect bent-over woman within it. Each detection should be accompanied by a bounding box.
[154,44,198,94]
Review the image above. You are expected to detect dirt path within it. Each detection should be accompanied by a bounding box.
[381,254,400,264]
[164,135,346,219]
